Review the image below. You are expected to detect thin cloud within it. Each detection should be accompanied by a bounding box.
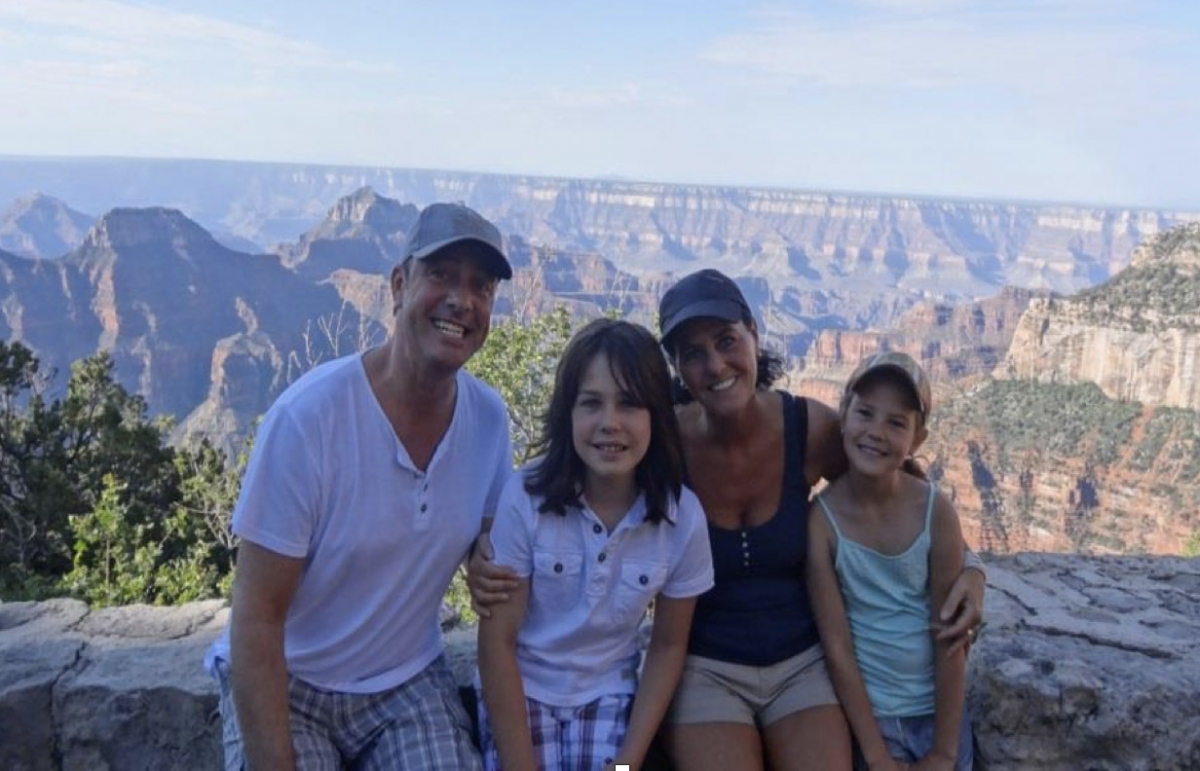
[549,85,645,109]
[0,0,393,73]
[704,6,1177,99]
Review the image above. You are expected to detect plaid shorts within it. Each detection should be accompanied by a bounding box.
[476,690,633,771]
[213,656,481,770]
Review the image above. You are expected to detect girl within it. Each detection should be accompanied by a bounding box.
[477,318,714,771]
[808,352,972,771]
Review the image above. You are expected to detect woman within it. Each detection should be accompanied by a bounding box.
[472,269,985,770]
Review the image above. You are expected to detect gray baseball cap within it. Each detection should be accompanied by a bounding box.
[402,202,512,280]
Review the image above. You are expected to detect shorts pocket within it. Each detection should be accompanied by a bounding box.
[613,560,668,625]
[532,549,584,612]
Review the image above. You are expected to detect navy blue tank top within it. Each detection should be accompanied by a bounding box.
[687,392,821,666]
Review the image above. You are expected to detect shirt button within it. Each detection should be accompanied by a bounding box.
[554,563,563,573]
[639,575,649,586]
[598,553,607,563]
[420,503,427,513]
[593,524,603,534]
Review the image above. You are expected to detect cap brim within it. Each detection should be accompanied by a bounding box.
[410,236,513,280]
[660,298,746,346]
[843,363,930,418]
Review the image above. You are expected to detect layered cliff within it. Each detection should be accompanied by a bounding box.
[0,193,94,260]
[797,286,1038,386]
[786,225,1200,556]
[1003,223,1200,410]
[3,158,1198,328]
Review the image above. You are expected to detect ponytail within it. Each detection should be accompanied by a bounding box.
[902,456,928,480]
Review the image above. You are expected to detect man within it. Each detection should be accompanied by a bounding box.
[206,202,514,770]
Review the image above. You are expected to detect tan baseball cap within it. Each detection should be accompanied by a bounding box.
[840,351,932,421]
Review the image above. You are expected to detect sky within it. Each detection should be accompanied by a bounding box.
[1,0,1198,209]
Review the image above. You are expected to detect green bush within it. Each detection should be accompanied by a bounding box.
[1,305,579,609]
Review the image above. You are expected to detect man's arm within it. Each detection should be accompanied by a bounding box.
[468,529,520,618]
[229,540,304,770]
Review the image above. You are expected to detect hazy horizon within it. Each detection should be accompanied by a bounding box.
[2,1,1198,209]
[4,153,1199,216]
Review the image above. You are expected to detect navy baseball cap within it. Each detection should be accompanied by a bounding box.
[658,269,751,351]
[402,202,512,280]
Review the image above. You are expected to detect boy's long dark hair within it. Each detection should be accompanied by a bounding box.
[525,318,685,524]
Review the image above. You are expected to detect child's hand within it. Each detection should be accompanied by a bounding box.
[467,532,519,618]
[868,757,908,771]
[909,750,955,771]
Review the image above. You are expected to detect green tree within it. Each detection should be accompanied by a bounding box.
[0,340,73,592]
[467,306,574,464]
[62,474,160,605]
[158,438,247,600]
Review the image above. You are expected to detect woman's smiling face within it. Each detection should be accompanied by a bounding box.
[671,317,759,415]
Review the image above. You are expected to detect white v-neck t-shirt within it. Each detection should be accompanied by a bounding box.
[207,353,512,694]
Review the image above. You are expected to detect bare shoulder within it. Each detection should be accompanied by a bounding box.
[802,396,847,483]
[675,402,705,439]
[927,484,964,550]
[805,395,839,429]
[929,484,961,525]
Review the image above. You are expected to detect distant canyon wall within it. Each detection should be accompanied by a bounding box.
[3,158,1199,299]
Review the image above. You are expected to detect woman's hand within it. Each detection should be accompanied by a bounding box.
[933,565,985,654]
[467,532,519,618]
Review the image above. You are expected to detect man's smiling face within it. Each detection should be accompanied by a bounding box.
[391,244,499,375]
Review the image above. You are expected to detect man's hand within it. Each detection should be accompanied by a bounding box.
[467,532,519,618]
[933,566,985,654]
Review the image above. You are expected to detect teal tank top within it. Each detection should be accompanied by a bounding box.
[816,483,936,718]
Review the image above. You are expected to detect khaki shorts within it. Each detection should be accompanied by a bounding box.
[666,644,839,728]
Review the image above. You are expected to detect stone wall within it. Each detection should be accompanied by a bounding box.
[2,554,1197,770]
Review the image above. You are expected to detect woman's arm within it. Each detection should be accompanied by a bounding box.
[804,398,849,487]
[477,579,537,771]
[612,595,698,769]
[919,493,968,771]
[935,551,986,654]
[807,507,901,771]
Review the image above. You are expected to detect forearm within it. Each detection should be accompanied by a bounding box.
[823,646,893,769]
[616,638,688,768]
[963,547,985,577]
[230,619,295,770]
[478,637,537,771]
[930,643,967,762]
